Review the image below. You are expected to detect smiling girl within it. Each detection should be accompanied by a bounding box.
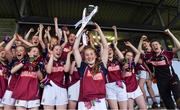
[73,23,108,110]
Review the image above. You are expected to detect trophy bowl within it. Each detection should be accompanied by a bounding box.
[85,5,98,30]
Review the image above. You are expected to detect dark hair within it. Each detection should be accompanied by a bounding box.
[108,43,114,49]
[62,25,69,31]
[108,43,117,57]
[68,33,75,38]
[26,46,39,52]
[143,38,150,42]
[124,51,135,58]
[150,39,161,46]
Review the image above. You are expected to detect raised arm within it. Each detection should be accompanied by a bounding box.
[43,30,48,43]
[39,24,46,49]
[125,41,140,64]
[17,34,33,47]
[73,32,83,68]
[79,44,85,52]
[138,35,147,54]
[134,51,141,64]
[165,29,180,53]
[112,26,118,43]
[94,23,108,68]
[24,28,34,40]
[45,53,54,74]
[69,61,76,75]
[47,26,52,42]
[61,31,68,48]
[124,41,139,54]
[34,27,40,36]
[5,34,16,51]
[44,27,51,43]
[111,26,124,61]
[64,51,72,72]
[54,17,62,42]
[99,42,104,58]
[11,63,24,74]
[113,41,124,61]
[0,41,4,47]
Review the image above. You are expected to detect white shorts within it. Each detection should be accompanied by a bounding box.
[0,98,3,107]
[106,82,128,102]
[137,70,148,79]
[15,99,40,108]
[78,98,107,110]
[127,86,143,99]
[68,80,80,101]
[41,80,68,106]
[2,90,15,106]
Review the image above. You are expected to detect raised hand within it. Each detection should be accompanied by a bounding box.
[54,17,58,22]
[113,40,117,47]
[13,33,17,40]
[47,43,53,55]
[39,24,44,30]
[45,29,49,34]
[16,34,23,41]
[164,29,171,34]
[93,22,101,32]
[112,25,117,30]
[141,35,147,41]
[57,28,62,36]
[124,41,132,47]
[30,28,34,32]
[47,26,51,31]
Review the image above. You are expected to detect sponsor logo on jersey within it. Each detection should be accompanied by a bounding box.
[108,65,120,71]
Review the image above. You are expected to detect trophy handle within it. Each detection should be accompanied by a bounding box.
[82,8,86,22]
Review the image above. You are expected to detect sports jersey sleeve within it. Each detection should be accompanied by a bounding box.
[143,52,153,61]
[77,61,88,77]
[100,63,108,76]
[164,50,174,61]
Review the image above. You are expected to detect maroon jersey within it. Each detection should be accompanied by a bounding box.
[8,75,19,91]
[146,50,174,80]
[60,43,73,61]
[8,61,21,91]
[142,51,155,73]
[107,59,123,83]
[123,72,138,92]
[12,62,40,100]
[47,60,66,88]
[122,61,138,92]
[0,62,8,98]
[68,66,80,87]
[135,63,146,73]
[78,62,107,102]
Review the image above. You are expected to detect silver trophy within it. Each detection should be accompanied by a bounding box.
[75,5,98,37]
[85,5,98,30]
